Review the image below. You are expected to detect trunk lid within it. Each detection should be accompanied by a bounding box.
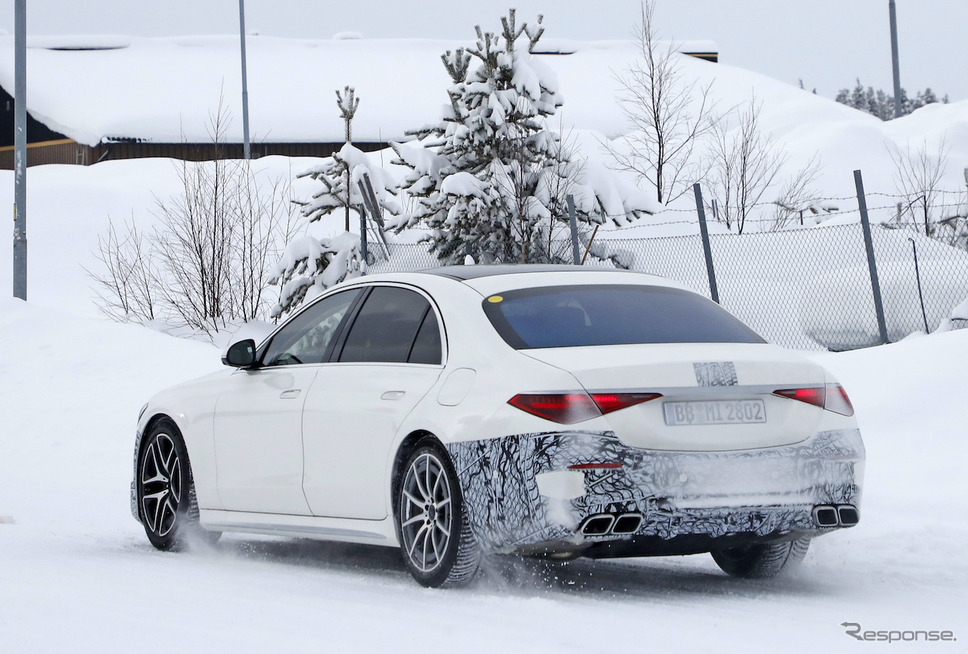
[523,342,827,451]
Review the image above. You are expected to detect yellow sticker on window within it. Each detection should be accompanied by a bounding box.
[487,295,504,303]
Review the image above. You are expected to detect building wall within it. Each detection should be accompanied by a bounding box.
[0,139,91,168]
[0,139,386,170]
[1,86,69,148]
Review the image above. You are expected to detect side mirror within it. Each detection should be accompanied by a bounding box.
[222,339,257,368]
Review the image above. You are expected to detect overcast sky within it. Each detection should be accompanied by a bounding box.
[2,0,966,102]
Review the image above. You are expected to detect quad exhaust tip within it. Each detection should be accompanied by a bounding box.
[580,505,859,535]
[813,504,859,528]
[579,513,642,536]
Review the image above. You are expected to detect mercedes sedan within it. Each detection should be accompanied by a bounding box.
[131,265,864,587]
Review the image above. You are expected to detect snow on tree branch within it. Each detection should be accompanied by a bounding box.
[392,9,649,265]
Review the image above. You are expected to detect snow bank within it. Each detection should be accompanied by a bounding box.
[0,296,965,652]
[803,260,968,350]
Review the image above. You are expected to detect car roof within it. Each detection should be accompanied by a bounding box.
[417,264,644,281]
[344,265,690,297]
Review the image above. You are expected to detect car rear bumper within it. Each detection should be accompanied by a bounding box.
[446,428,864,554]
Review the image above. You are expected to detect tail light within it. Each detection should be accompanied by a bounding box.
[590,392,663,414]
[773,384,854,416]
[823,384,855,416]
[508,392,662,424]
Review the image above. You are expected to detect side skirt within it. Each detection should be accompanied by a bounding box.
[200,509,399,547]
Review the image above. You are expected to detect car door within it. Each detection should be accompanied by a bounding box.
[213,288,362,515]
[301,285,445,520]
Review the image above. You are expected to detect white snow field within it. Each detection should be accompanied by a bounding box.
[1,284,966,653]
[0,163,965,651]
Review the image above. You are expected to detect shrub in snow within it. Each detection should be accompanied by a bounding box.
[269,232,363,318]
[392,9,649,265]
[90,156,300,341]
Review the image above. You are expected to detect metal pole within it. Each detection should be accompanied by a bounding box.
[566,195,580,265]
[238,0,251,160]
[13,0,27,300]
[908,238,929,333]
[693,184,719,304]
[359,205,368,269]
[889,0,903,119]
[854,170,889,344]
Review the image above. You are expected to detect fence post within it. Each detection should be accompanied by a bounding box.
[566,194,580,265]
[908,237,929,333]
[359,204,368,273]
[693,183,720,304]
[854,169,889,344]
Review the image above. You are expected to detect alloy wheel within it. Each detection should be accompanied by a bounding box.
[400,452,454,574]
[140,432,183,537]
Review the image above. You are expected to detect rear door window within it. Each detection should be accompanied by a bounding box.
[483,285,764,349]
[339,287,441,364]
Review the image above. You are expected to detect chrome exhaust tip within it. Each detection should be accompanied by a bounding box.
[812,505,839,527]
[837,504,860,526]
[579,514,615,536]
[611,513,642,535]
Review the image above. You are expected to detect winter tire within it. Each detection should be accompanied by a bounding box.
[136,418,218,550]
[397,441,480,588]
[711,537,810,579]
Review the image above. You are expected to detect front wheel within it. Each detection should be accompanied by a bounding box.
[711,537,810,579]
[136,419,217,550]
[397,442,480,587]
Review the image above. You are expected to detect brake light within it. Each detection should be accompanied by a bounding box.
[508,393,601,424]
[589,392,663,414]
[773,387,825,409]
[508,392,662,424]
[773,384,854,416]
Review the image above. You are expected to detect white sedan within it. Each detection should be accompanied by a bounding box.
[131,266,864,587]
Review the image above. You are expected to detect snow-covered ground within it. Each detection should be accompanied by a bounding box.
[0,161,966,653]
[1,295,966,652]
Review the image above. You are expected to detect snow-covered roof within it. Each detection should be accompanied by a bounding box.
[0,34,716,147]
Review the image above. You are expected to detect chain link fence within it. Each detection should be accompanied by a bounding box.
[604,225,968,350]
[362,193,968,351]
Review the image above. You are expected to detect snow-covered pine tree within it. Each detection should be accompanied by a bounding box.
[271,88,398,317]
[392,9,648,265]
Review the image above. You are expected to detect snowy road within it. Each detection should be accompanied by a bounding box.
[1,299,965,653]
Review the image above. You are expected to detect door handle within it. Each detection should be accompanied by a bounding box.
[280,389,302,400]
[381,391,406,401]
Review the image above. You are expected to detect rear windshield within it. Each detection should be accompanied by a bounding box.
[482,284,765,349]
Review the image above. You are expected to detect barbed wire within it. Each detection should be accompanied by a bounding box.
[603,185,968,232]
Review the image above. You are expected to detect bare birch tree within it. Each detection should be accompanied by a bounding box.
[611,0,715,205]
[770,155,827,231]
[705,96,785,233]
[889,138,948,237]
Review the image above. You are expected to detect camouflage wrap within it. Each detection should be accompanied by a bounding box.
[446,429,864,552]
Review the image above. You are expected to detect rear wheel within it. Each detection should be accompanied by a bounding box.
[137,419,217,550]
[397,441,480,587]
[711,537,810,579]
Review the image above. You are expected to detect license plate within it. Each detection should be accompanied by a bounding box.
[663,399,766,426]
